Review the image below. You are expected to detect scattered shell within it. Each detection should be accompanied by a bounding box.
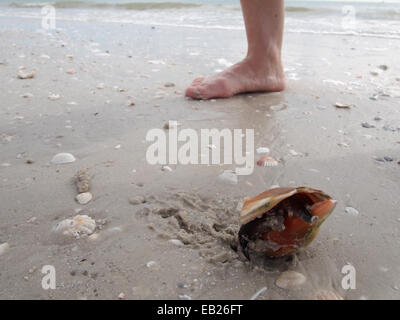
[169,239,184,247]
[27,217,37,223]
[164,82,175,87]
[313,289,344,300]
[345,207,359,216]
[250,287,267,300]
[334,102,352,109]
[75,192,93,205]
[179,295,192,300]
[48,93,60,100]
[21,93,33,98]
[54,215,96,238]
[129,196,146,205]
[257,156,278,167]
[17,70,35,79]
[161,165,172,172]
[114,144,121,149]
[74,169,90,193]
[118,292,126,300]
[66,69,76,75]
[337,142,350,148]
[289,149,301,156]
[51,152,76,164]
[361,122,375,129]
[146,261,157,268]
[275,271,306,289]
[96,83,105,89]
[0,242,10,256]
[256,147,270,154]
[218,171,238,185]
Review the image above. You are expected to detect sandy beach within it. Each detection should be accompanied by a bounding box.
[1,6,400,300]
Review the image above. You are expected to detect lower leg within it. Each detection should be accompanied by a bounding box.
[185,0,285,100]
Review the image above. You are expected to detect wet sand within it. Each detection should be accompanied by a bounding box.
[1,17,400,299]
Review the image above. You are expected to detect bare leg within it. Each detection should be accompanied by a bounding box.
[185,0,285,100]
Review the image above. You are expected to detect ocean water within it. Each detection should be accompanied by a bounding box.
[1,0,400,39]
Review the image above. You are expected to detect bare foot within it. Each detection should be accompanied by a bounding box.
[185,56,285,100]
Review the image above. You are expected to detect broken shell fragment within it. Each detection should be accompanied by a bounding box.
[275,271,306,289]
[257,156,278,167]
[54,215,96,238]
[51,153,76,164]
[334,102,352,109]
[0,242,10,256]
[17,70,35,79]
[238,186,337,258]
[48,93,61,100]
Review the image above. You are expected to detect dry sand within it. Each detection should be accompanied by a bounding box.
[1,17,400,299]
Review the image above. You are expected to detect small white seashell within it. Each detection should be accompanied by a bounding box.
[256,147,270,154]
[118,292,126,299]
[51,152,76,164]
[334,102,352,109]
[313,289,343,300]
[40,54,50,59]
[54,215,96,238]
[289,149,300,156]
[161,165,172,172]
[169,239,184,247]
[179,295,192,300]
[345,207,359,216]
[146,261,157,268]
[75,192,93,205]
[218,171,238,185]
[48,93,60,100]
[0,242,10,256]
[17,70,35,79]
[275,271,306,289]
[96,83,105,89]
[114,144,121,149]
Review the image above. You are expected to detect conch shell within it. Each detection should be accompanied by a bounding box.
[238,187,336,259]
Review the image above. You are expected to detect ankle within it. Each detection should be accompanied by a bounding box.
[245,46,282,71]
